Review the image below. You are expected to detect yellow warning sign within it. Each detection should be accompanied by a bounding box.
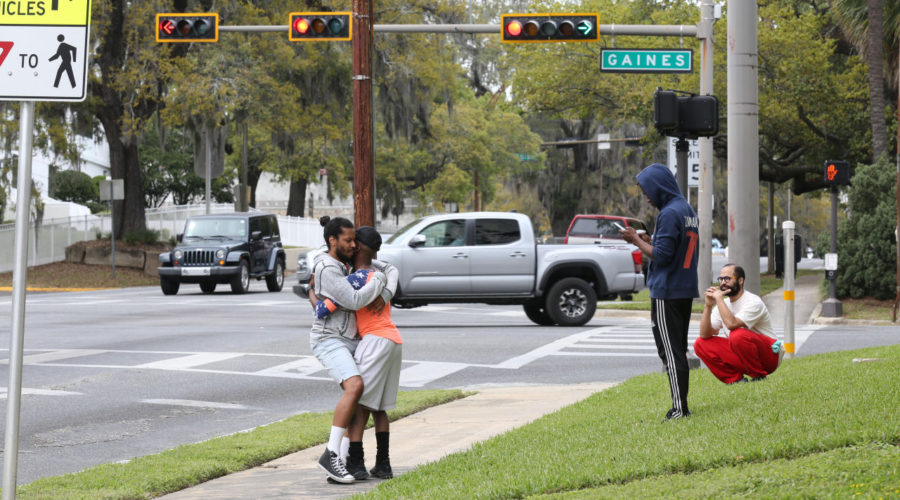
[0,0,91,26]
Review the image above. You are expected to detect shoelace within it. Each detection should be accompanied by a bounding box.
[331,454,351,476]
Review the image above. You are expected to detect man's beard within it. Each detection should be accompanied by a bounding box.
[337,248,355,264]
[722,282,741,297]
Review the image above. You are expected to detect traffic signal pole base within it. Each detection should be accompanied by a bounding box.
[821,298,843,318]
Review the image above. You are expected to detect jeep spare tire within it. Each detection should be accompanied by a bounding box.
[545,277,597,327]
[231,260,250,294]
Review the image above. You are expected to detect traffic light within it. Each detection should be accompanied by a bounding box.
[501,14,599,43]
[653,89,719,139]
[156,13,219,43]
[289,12,352,41]
[824,160,851,186]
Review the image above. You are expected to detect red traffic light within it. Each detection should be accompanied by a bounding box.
[289,12,352,41]
[155,13,219,43]
[293,17,310,35]
[501,13,598,43]
[506,20,522,37]
[159,19,175,36]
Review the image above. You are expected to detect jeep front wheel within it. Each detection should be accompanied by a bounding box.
[545,277,597,327]
[231,260,250,294]
[266,258,285,292]
[160,278,180,296]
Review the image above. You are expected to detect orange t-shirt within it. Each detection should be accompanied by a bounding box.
[355,270,402,344]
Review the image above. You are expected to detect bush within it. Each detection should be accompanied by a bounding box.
[835,156,897,299]
[51,170,99,205]
[123,229,161,246]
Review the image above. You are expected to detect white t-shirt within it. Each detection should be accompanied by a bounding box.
[709,290,776,339]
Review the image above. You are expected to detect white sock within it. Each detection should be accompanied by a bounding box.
[328,426,346,455]
[340,436,350,462]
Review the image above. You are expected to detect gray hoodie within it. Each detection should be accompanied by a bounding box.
[309,252,398,344]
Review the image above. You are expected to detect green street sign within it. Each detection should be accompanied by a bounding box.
[600,49,693,73]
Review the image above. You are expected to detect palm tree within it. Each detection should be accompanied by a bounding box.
[832,0,893,160]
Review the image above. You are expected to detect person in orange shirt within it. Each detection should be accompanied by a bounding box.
[310,226,402,480]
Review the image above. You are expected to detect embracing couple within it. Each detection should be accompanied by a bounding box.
[307,216,402,484]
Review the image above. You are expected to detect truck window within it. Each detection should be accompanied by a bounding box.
[419,220,466,247]
[475,219,520,245]
[569,218,618,238]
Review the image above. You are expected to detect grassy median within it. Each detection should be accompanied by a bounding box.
[359,345,900,499]
[8,389,465,499]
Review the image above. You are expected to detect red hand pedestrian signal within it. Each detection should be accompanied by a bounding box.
[823,160,851,186]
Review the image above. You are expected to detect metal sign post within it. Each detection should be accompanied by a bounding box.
[3,101,35,500]
[99,179,124,279]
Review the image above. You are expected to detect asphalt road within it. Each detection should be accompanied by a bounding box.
[0,278,896,484]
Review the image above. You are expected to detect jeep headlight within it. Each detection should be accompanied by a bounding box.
[174,250,183,260]
[216,249,225,259]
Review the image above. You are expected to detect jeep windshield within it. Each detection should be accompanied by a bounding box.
[183,218,247,240]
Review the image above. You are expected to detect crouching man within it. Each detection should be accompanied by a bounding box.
[695,264,785,384]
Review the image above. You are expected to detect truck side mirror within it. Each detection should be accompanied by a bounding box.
[176,233,183,243]
[408,234,426,248]
[251,230,263,241]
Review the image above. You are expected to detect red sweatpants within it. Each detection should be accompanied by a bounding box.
[693,328,780,383]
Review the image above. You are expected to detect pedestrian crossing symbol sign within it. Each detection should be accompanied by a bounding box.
[0,0,93,101]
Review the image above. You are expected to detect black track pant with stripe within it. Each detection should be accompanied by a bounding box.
[651,298,692,417]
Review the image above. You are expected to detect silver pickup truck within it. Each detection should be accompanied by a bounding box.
[294,212,644,326]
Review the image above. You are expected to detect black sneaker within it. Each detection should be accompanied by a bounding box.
[317,449,355,484]
[750,375,767,382]
[664,408,691,420]
[346,455,370,480]
[369,457,394,479]
[728,377,749,384]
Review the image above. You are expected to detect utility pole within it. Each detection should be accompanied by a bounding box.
[353,0,375,227]
[727,0,760,294]
[697,0,717,293]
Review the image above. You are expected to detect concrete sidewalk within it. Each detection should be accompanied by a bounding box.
[161,383,612,500]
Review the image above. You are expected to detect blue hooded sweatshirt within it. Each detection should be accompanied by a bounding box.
[636,163,699,300]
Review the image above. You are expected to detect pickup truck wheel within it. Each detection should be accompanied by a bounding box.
[265,258,285,292]
[160,278,180,296]
[231,260,251,294]
[523,302,555,326]
[545,278,597,327]
[200,282,216,294]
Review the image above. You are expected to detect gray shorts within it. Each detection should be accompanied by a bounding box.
[311,335,360,384]
[354,335,402,411]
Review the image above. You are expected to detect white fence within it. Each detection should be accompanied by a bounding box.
[0,204,330,273]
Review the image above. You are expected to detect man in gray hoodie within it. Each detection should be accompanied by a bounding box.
[310,216,398,483]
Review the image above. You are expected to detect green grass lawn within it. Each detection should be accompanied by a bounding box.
[8,389,465,499]
[359,345,900,499]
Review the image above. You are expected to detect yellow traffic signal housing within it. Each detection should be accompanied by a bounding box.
[501,13,599,43]
[289,12,352,41]
[156,13,219,43]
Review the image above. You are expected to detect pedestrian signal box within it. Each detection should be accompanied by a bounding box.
[290,12,352,41]
[501,14,599,43]
[156,13,219,43]
[824,160,851,186]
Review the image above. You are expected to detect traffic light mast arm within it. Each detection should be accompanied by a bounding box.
[213,23,697,36]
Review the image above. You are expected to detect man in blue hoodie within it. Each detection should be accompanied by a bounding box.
[621,163,699,420]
